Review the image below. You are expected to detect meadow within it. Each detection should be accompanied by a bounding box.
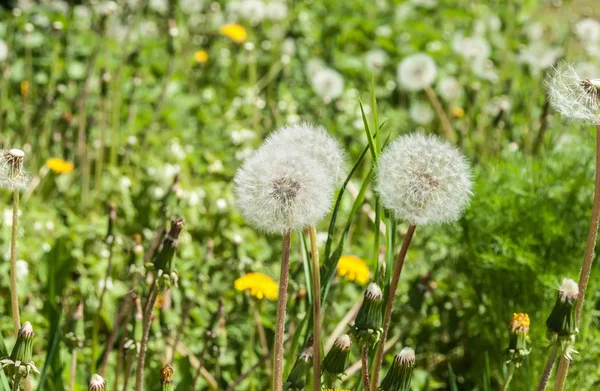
[1,0,600,390]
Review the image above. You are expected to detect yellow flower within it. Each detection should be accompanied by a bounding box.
[451,106,465,118]
[219,23,247,43]
[46,158,74,174]
[155,295,165,309]
[20,80,29,97]
[194,50,208,63]
[337,255,370,285]
[235,272,278,300]
[510,313,530,333]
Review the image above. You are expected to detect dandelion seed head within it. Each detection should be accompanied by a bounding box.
[0,149,30,191]
[0,40,8,62]
[559,278,579,301]
[234,145,334,233]
[376,133,473,225]
[437,76,461,102]
[365,49,387,72]
[311,67,345,102]
[88,374,106,391]
[409,101,434,125]
[263,123,346,185]
[394,347,416,366]
[366,282,383,300]
[574,18,600,43]
[397,53,437,91]
[547,62,600,124]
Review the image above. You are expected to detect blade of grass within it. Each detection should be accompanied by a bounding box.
[300,232,313,305]
[359,99,377,160]
[448,363,459,391]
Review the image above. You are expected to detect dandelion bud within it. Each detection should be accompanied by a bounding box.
[88,374,106,391]
[161,364,174,391]
[506,313,531,367]
[376,133,473,225]
[546,278,579,338]
[1,322,39,379]
[0,149,30,191]
[352,283,384,346]
[322,334,352,377]
[152,218,184,285]
[547,62,600,124]
[283,346,313,391]
[379,347,416,391]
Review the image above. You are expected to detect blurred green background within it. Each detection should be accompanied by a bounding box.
[2,0,600,390]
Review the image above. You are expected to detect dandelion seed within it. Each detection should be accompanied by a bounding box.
[234,272,278,300]
[376,133,473,225]
[397,53,437,91]
[46,158,74,174]
[263,122,347,185]
[547,62,600,124]
[0,149,30,191]
[337,255,370,284]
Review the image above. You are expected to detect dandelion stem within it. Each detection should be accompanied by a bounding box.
[371,224,417,389]
[308,225,322,391]
[361,345,371,391]
[536,343,558,391]
[99,291,135,377]
[553,125,600,391]
[273,231,291,391]
[9,190,21,336]
[68,349,77,391]
[424,86,456,143]
[249,297,272,388]
[501,364,515,391]
[134,283,158,391]
[12,374,21,391]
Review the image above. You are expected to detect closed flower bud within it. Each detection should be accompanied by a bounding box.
[161,364,174,391]
[88,374,106,391]
[153,218,184,286]
[506,313,531,367]
[1,322,39,379]
[283,346,313,391]
[322,334,352,376]
[380,347,416,391]
[352,283,384,346]
[546,278,579,338]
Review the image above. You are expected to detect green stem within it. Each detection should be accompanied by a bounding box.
[501,364,515,391]
[9,190,21,336]
[308,226,322,391]
[134,284,158,391]
[273,231,291,391]
[536,344,558,391]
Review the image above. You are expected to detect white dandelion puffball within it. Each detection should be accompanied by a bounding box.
[376,133,473,225]
[410,102,434,125]
[397,53,437,91]
[365,49,387,72]
[0,149,30,191]
[559,278,579,301]
[574,18,600,43]
[452,35,491,61]
[0,40,8,62]
[263,123,347,185]
[265,1,287,21]
[547,62,600,124]
[437,76,461,102]
[518,43,562,75]
[234,146,335,233]
[311,67,345,101]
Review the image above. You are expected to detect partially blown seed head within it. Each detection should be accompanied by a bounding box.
[559,278,579,301]
[376,133,473,225]
[547,62,600,124]
[0,149,30,191]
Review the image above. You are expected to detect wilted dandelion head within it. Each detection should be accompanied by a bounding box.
[0,149,30,191]
[559,278,579,301]
[88,374,106,391]
[234,145,334,233]
[263,122,346,185]
[397,53,437,91]
[160,364,174,384]
[547,62,600,124]
[376,133,473,225]
[311,67,345,102]
[509,313,530,333]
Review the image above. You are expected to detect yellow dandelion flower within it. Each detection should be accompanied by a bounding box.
[194,50,208,63]
[451,106,465,118]
[234,272,278,300]
[155,295,164,309]
[219,23,247,43]
[20,80,29,97]
[46,158,74,174]
[510,312,530,333]
[337,255,370,285]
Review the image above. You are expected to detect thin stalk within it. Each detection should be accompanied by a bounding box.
[501,364,515,391]
[9,190,20,335]
[249,298,272,388]
[12,374,21,391]
[68,350,77,391]
[308,225,322,391]
[273,231,292,391]
[424,86,456,143]
[99,291,135,377]
[536,344,558,391]
[371,224,417,389]
[134,284,158,391]
[361,345,371,391]
[553,125,600,391]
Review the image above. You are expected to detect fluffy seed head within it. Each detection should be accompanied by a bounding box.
[559,278,579,301]
[394,347,416,366]
[234,145,334,233]
[376,133,473,225]
[311,67,345,102]
[263,123,346,185]
[397,53,437,91]
[547,62,600,124]
[0,149,30,191]
[88,374,106,391]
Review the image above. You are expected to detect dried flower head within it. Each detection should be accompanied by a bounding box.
[397,53,437,91]
[160,364,173,384]
[547,62,600,124]
[547,278,579,344]
[376,133,473,225]
[337,255,370,284]
[263,123,347,185]
[559,278,579,301]
[380,347,416,391]
[0,149,30,191]
[322,334,352,376]
[88,374,106,391]
[234,144,335,233]
[234,272,278,300]
[1,322,39,379]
